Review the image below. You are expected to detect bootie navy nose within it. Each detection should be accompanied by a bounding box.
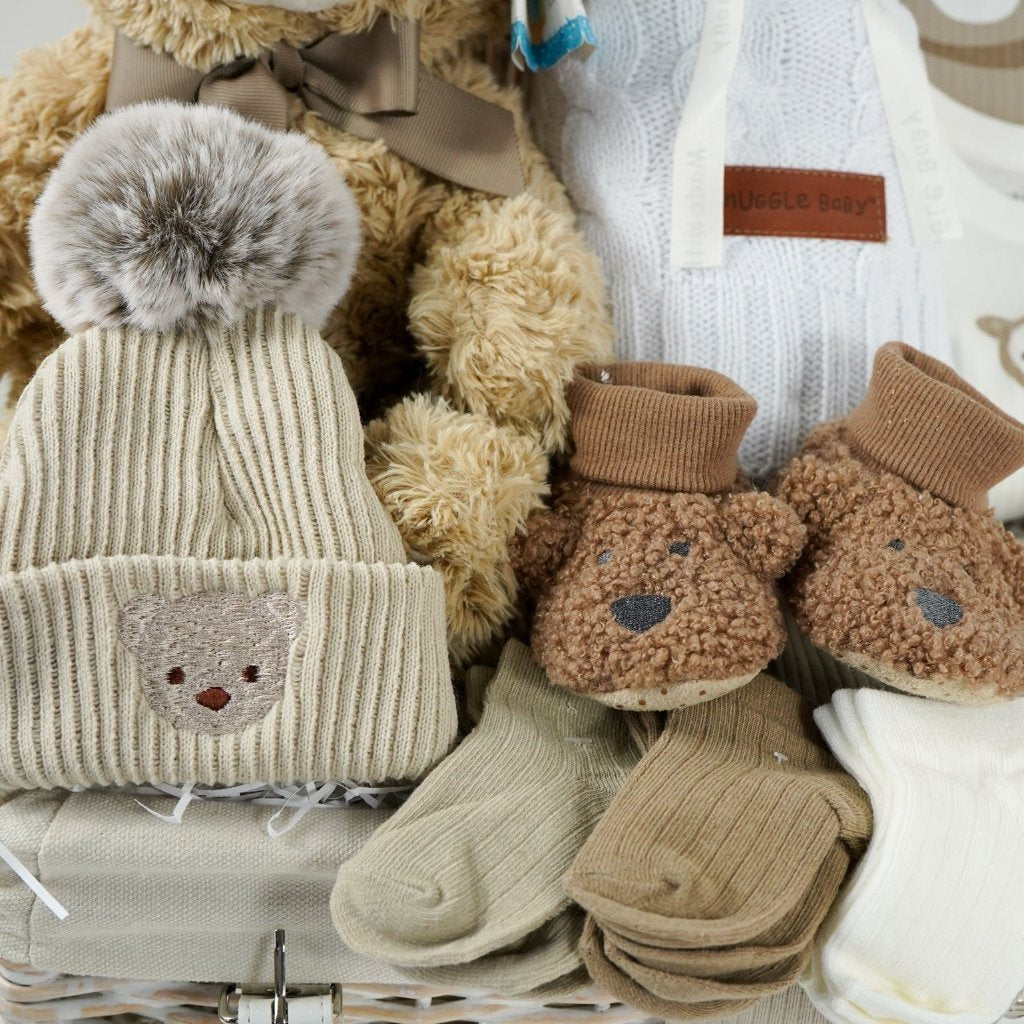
[611,594,672,633]
[915,588,964,628]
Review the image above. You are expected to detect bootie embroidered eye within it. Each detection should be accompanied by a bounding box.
[773,342,1024,704]
[514,363,806,710]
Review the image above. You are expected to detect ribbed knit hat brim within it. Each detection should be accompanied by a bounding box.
[0,555,453,788]
[0,309,457,787]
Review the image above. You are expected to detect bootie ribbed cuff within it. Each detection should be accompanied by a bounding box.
[568,363,757,493]
[845,343,1024,511]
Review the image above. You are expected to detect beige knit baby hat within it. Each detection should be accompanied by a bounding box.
[0,102,457,790]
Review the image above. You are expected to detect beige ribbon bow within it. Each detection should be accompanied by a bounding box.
[105,19,526,197]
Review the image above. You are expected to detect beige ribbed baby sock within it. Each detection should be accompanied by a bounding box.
[402,907,586,997]
[566,675,871,948]
[331,640,639,967]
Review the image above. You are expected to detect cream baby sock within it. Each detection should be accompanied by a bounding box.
[331,640,639,967]
[806,689,1024,1024]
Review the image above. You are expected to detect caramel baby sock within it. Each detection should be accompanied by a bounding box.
[805,688,1024,1024]
[331,640,639,967]
[606,842,848,977]
[602,935,807,1004]
[579,916,757,1021]
[566,675,871,948]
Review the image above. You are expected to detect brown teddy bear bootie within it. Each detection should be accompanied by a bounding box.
[514,363,806,710]
[773,342,1024,704]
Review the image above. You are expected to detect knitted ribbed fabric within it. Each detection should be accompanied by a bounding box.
[568,363,757,492]
[0,308,456,789]
[332,640,639,981]
[530,0,952,479]
[844,342,1024,512]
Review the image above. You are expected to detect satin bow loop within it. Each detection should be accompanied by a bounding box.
[105,20,524,196]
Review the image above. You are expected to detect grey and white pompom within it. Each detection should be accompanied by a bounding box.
[30,101,361,335]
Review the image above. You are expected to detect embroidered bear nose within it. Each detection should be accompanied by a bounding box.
[611,594,672,633]
[195,687,232,712]
[915,588,964,628]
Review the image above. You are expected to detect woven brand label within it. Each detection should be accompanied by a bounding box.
[722,166,888,242]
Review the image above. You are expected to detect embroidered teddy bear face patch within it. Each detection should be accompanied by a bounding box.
[119,591,306,736]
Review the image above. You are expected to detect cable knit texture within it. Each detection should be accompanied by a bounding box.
[530,0,951,478]
[0,308,456,789]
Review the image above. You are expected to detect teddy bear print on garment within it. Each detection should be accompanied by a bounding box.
[977,315,1024,387]
[119,591,306,735]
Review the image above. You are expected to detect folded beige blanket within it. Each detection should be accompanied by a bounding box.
[0,789,407,984]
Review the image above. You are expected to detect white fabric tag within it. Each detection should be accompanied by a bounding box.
[0,838,68,921]
[861,0,962,246]
[670,0,745,268]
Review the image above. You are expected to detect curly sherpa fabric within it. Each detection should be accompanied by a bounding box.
[774,343,1024,703]
[30,102,360,335]
[516,364,805,709]
[249,1,354,10]
[522,484,805,710]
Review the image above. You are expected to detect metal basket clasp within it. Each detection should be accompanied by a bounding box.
[218,930,341,1024]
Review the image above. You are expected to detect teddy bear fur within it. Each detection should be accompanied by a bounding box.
[774,423,1024,704]
[515,478,807,710]
[0,0,614,664]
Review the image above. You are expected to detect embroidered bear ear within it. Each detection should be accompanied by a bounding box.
[718,491,806,581]
[511,507,584,598]
[977,315,1017,341]
[259,592,306,639]
[118,594,171,652]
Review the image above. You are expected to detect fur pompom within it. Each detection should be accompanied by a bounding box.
[30,102,361,335]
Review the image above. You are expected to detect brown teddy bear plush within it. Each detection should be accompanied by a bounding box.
[774,343,1024,704]
[0,0,613,665]
[515,363,806,710]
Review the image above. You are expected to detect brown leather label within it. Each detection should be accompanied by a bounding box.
[723,166,887,242]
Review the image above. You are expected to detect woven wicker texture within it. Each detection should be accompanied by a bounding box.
[0,961,656,1024]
